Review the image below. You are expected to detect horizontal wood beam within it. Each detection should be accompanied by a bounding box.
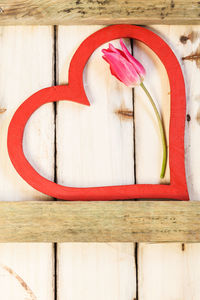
[0,1,199,25]
[1,200,200,242]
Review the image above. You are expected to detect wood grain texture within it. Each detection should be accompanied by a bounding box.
[1,200,200,242]
[0,0,200,25]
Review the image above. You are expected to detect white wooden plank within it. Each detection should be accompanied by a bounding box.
[57,26,134,187]
[137,25,200,300]
[0,243,53,300]
[57,25,136,300]
[58,243,136,300]
[0,26,55,201]
[0,26,54,300]
[133,28,170,184]
[139,243,200,300]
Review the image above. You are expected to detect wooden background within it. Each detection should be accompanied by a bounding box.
[1,24,200,299]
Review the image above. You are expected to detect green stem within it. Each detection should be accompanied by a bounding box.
[140,82,167,179]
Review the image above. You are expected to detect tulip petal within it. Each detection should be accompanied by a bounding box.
[103,55,121,83]
[108,43,119,53]
[102,51,141,86]
[103,55,122,81]
[102,44,127,59]
[102,49,110,55]
[102,55,108,61]
[102,48,114,56]
[120,38,146,79]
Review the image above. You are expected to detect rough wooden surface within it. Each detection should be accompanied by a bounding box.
[0,0,200,25]
[1,200,200,242]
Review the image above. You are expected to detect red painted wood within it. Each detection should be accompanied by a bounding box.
[7,25,189,200]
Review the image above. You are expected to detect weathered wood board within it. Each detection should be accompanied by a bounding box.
[2,200,200,242]
[56,25,136,300]
[0,26,54,299]
[0,0,200,25]
[138,25,200,300]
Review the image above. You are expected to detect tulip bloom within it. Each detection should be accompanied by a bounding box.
[102,39,167,179]
[102,39,146,87]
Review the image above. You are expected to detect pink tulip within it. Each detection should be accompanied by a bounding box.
[102,39,167,179]
[102,38,146,87]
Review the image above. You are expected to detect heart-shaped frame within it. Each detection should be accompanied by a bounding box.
[7,25,189,200]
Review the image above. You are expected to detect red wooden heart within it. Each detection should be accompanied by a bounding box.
[7,25,189,200]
